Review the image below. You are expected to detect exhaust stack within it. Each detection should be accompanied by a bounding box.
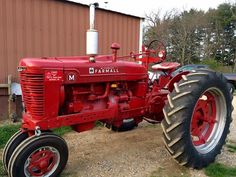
[87,3,99,62]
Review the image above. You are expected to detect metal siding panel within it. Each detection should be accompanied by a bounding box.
[108,13,113,49]
[0,0,3,83]
[34,0,42,57]
[124,16,129,55]
[74,5,81,55]
[117,14,123,53]
[41,0,50,56]
[64,3,70,55]
[96,9,140,56]
[104,11,109,54]
[50,0,58,56]
[136,19,141,51]
[133,19,137,51]
[71,5,76,55]
[101,11,106,54]
[133,18,138,53]
[123,16,127,55]
[11,0,17,79]
[29,0,36,56]
[98,13,102,54]
[46,0,52,56]
[57,2,64,56]
[64,4,69,55]
[81,6,88,54]
[15,0,25,72]
[6,0,14,80]
[0,0,8,84]
[66,4,73,55]
[131,18,135,52]
[96,10,103,54]
[25,0,32,57]
[113,13,118,43]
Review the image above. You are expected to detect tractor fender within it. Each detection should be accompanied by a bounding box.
[167,71,190,92]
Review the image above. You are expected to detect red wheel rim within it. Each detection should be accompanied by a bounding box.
[191,91,217,146]
[190,88,227,154]
[24,146,60,176]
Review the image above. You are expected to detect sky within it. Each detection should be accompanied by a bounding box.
[69,0,234,17]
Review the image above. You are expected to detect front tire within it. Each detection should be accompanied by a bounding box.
[112,119,137,132]
[2,130,28,171]
[161,70,233,169]
[8,133,68,177]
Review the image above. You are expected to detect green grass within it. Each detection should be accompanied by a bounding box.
[226,143,236,153]
[205,163,236,177]
[0,124,21,148]
[0,160,7,176]
[95,121,104,127]
[53,126,72,136]
[0,160,6,176]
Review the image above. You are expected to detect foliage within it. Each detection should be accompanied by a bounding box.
[0,124,20,148]
[201,59,220,70]
[204,163,236,177]
[145,2,236,71]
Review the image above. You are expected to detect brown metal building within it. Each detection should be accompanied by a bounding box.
[0,0,144,120]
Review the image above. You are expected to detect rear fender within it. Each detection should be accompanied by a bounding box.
[167,71,189,92]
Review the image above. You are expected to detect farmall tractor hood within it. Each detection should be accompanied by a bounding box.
[19,56,148,83]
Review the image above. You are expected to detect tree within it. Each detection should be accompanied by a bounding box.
[144,2,236,70]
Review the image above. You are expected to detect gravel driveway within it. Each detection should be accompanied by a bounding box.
[61,97,236,177]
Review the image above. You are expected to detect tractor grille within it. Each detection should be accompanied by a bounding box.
[20,72,44,119]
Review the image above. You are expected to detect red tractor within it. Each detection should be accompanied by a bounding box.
[2,3,233,177]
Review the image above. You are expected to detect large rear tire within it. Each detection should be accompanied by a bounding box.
[7,133,68,177]
[228,82,235,95]
[161,70,233,169]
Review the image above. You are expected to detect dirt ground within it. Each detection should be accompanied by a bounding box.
[61,98,236,177]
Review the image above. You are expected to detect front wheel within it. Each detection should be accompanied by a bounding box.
[2,130,29,171]
[8,133,68,177]
[161,70,233,169]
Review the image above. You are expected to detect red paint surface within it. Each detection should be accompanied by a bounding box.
[19,48,181,132]
[191,92,217,146]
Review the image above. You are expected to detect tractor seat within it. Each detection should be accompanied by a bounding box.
[152,62,180,71]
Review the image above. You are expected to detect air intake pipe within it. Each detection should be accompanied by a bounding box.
[87,2,99,62]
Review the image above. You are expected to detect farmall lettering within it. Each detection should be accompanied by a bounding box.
[89,67,119,74]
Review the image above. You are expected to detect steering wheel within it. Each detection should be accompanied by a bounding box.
[147,40,167,62]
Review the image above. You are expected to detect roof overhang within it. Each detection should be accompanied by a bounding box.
[62,0,145,19]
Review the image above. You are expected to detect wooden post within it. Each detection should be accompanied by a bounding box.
[8,75,12,120]
[0,75,12,120]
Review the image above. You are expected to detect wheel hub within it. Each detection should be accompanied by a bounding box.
[191,92,217,146]
[191,88,226,154]
[24,146,60,177]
